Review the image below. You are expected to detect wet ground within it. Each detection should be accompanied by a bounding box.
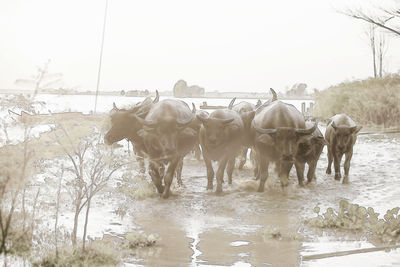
[3,95,400,266]
[116,132,400,267]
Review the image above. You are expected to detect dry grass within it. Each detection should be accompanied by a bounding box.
[314,74,400,127]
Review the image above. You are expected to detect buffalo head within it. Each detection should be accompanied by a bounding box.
[136,111,196,159]
[104,91,159,145]
[255,122,318,162]
[331,121,362,152]
[197,114,234,146]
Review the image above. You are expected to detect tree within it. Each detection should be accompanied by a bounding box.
[49,122,126,249]
[14,60,63,97]
[0,126,38,266]
[365,25,387,78]
[341,1,400,36]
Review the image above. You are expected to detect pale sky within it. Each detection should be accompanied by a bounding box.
[1,0,400,93]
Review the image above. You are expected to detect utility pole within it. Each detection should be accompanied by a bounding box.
[94,0,108,114]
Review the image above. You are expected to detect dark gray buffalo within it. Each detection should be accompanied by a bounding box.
[228,98,256,169]
[295,121,327,183]
[228,88,278,170]
[104,91,159,172]
[325,114,362,184]
[252,101,317,191]
[197,107,244,193]
[135,99,197,198]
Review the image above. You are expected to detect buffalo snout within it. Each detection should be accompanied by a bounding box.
[281,154,295,162]
[208,136,218,145]
[104,133,113,145]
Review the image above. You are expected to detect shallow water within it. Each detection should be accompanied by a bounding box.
[122,131,400,267]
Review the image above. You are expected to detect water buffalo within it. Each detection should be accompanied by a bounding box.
[190,107,209,161]
[252,100,317,191]
[295,121,327,183]
[197,107,244,193]
[325,114,362,184]
[228,98,256,170]
[255,88,278,112]
[104,91,159,172]
[135,99,197,198]
[228,88,278,170]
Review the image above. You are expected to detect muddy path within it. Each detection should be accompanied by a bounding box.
[119,132,400,266]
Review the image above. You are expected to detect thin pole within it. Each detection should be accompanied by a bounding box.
[94,0,109,114]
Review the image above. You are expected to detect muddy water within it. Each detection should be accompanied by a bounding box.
[125,132,400,267]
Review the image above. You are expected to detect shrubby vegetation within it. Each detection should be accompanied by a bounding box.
[314,74,400,127]
[34,240,121,267]
[0,94,161,265]
[306,200,400,244]
[116,172,156,200]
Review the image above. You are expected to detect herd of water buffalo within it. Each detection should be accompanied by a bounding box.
[104,89,362,199]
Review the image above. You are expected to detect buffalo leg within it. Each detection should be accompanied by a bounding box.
[238,147,248,170]
[137,150,146,173]
[149,161,164,194]
[254,149,261,180]
[204,156,214,190]
[162,158,180,199]
[343,149,353,184]
[194,144,202,161]
[307,160,317,183]
[333,152,343,180]
[226,156,235,184]
[294,161,305,186]
[257,154,269,192]
[326,145,333,175]
[216,156,229,194]
[175,156,183,186]
[279,161,292,188]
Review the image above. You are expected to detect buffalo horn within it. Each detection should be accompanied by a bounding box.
[153,90,159,103]
[331,121,358,133]
[228,97,236,110]
[254,125,277,134]
[210,117,234,124]
[177,115,194,127]
[133,114,157,128]
[112,102,118,110]
[270,88,278,101]
[192,103,196,113]
[296,121,317,135]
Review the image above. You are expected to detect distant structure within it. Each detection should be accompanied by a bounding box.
[173,80,205,97]
[286,83,307,97]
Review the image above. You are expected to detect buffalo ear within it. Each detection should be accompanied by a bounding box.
[137,129,148,139]
[298,135,312,144]
[196,114,208,124]
[179,127,197,138]
[331,121,338,131]
[256,133,274,145]
[223,118,234,125]
[313,136,328,145]
[242,110,255,121]
[353,125,362,134]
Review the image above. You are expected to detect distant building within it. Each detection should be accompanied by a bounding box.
[173,80,205,97]
[286,83,307,97]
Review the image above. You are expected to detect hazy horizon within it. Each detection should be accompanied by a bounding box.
[1,0,400,94]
